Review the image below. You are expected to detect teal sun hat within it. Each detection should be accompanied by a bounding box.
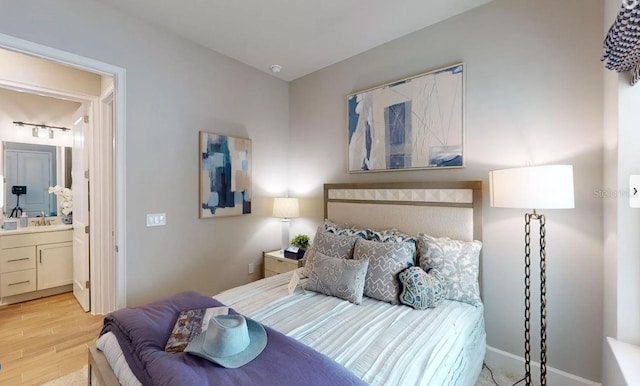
[185,314,267,368]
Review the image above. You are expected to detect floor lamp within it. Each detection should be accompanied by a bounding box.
[489,165,574,386]
[273,197,300,252]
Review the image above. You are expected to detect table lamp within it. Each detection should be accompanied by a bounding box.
[273,197,299,252]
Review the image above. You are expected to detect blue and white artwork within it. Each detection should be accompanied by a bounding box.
[348,64,464,172]
[199,132,251,218]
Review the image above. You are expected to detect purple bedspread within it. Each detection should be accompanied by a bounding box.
[100,291,367,386]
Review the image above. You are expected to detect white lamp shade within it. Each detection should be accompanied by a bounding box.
[273,197,299,218]
[490,165,575,209]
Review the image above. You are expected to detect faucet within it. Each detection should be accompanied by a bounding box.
[36,211,51,226]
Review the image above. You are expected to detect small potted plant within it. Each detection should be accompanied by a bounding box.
[285,234,310,260]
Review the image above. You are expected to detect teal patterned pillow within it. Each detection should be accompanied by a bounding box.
[369,230,416,245]
[398,267,447,309]
[323,219,369,239]
[304,252,369,305]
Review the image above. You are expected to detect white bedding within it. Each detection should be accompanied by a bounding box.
[96,269,486,385]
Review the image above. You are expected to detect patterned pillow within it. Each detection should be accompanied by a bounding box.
[352,238,415,304]
[304,252,369,305]
[369,230,417,245]
[398,267,447,309]
[416,233,482,306]
[323,219,369,239]
[303,227,359,277]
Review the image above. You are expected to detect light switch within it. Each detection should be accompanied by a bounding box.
[146,213,167,227]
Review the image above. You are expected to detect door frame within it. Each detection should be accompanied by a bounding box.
[0,32,127,313]
[97,85,117,312]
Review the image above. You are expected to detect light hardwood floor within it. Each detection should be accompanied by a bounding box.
[0,292,104,385]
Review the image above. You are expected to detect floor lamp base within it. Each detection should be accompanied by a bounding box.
[524,211,547,386]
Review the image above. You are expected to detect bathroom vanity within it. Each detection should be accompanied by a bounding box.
[0,224,73,305]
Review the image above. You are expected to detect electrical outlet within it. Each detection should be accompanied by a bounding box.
[248,263,255,275]
[146,213,166,227]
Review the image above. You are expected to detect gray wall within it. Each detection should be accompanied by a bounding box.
[289,0,604,382]
[0,0,290,305]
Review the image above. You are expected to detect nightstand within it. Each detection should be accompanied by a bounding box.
[263,250,304,278]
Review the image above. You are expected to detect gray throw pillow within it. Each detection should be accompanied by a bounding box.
[303,227,359,277]
[417,233,482,306]
[304,252,369,305]
[352,238,415,304]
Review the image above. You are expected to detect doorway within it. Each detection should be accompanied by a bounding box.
[0,33,127,314]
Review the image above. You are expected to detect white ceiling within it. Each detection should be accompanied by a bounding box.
[97,0,492,81]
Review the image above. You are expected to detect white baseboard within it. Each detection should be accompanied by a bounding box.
[485,346,601,386]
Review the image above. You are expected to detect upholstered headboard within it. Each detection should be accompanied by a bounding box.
[324,181,482,242]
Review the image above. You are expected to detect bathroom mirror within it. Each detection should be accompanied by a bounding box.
[0,85,78,218]
[1,141,72,217]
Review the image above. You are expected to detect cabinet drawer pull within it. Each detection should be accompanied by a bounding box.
[8,280,30,286]
[39,250,42,264]
[7,258,30,263]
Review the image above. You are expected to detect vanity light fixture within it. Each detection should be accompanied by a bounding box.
[30,125,51,139]
[15,121,70,140]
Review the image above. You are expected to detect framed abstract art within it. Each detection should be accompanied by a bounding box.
[347,63,464,172]
[199,131,251,218]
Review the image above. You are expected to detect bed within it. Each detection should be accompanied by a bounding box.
[89,181,485,386]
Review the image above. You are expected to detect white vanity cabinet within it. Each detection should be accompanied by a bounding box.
[37,242,73,290]
[0,227,73,300]
[0,246,37,296]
